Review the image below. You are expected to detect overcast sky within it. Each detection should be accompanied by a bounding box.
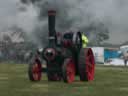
[0,0,128,45]
[0,0,18,31]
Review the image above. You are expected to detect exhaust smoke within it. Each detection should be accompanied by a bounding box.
[1,0,128,47]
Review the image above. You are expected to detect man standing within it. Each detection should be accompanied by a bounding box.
[123,51,128,66]
[81,33,89,48]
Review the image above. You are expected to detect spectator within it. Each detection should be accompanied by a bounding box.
[123,51,128,66]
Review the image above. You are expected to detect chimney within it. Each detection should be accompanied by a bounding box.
[48,10,56,41]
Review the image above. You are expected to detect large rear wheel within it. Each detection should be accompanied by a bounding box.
[28,58,42,81]
[62,58,76,83]
[78,48,95,81]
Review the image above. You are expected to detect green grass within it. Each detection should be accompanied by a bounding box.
[0,64,128,96]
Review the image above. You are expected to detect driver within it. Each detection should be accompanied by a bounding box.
[81,33,89,48]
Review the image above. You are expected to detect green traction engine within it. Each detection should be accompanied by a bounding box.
[28,10,95,83]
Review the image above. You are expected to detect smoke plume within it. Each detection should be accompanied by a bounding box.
[1,0,128,46]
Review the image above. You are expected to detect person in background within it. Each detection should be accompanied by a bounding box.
[123,51,128,66]
[81,32,89,48]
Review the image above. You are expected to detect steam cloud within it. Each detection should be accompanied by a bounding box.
[1,0,128,45]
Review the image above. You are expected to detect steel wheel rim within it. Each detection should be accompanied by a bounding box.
[66,59,75,83]
[32,62,41,81]
[85,49,95,80]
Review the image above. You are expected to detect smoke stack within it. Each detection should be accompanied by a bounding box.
[48,10,56,40]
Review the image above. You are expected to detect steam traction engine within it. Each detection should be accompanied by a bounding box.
[28,10,95,83]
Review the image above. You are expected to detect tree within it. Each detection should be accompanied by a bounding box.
[83,22,109,46]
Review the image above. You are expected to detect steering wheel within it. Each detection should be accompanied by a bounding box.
[73,32,82,49]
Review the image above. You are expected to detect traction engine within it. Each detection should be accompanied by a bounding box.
[28,10,95,83]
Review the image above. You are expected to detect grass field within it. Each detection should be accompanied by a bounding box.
[0,64,128,96]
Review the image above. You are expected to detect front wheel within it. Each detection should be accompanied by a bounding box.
[62,58,76,83]
[28,58,42,81]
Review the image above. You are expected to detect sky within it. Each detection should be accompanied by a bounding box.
[0,0,128,45]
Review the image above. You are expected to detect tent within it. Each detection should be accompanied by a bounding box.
[104,48,120,62]
[91,47,104,64]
